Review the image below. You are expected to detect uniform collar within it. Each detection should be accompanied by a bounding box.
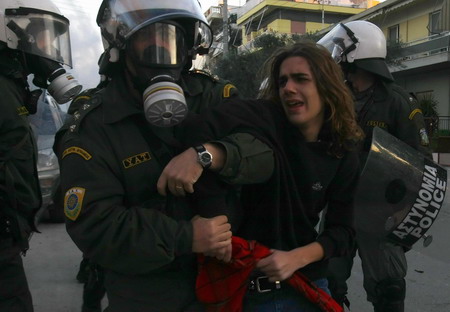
[102,73,143,124]
[372,80,391,102]
[178,72,204,97]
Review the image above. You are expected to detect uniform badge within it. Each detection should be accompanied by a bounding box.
[408,108,422,120]
[122,152,151,169]
[223,84,236,98]
[366,120,387,128]
[64,187,86,221]
[17,106,29,116]
[62,146,92,160]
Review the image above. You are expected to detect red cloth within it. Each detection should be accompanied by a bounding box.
[196,236,343,312]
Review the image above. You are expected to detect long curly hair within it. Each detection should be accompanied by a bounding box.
[259,40,364,155]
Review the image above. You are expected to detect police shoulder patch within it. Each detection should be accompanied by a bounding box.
[223,83,237,98]
[64,187,86,221]
[408,108,423,121]
[62,146,92,160]
[17,106,29,116]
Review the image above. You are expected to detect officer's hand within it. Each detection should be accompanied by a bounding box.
[204,244,232,263]
[191,215,232,254]
[157,148,203,197]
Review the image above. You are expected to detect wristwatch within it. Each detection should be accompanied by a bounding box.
[193,145,213,169]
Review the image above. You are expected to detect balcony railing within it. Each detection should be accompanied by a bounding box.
[395,32,450,61]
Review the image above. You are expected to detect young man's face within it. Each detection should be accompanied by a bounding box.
[278,56,324,134]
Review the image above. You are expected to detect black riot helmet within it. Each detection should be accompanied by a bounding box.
[96,0,212,66]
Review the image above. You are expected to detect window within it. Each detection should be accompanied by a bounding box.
[388,25,399,44]
[416,90,434,99]
[429,10,442,35]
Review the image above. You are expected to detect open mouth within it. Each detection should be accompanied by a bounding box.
[285,100,305,108]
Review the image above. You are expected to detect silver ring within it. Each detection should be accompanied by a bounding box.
[175,185,183,189]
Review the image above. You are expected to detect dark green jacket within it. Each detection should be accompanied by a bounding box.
[356,81,425,163]
[0,74,41,249]
[54,70,272,309]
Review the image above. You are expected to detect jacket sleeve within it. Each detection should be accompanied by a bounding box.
[390,90,423,152]
[213,133,274,184]
[55,126,193,276]
[390,87,432,157]
[316,150,359,259]
[197,79,275,185]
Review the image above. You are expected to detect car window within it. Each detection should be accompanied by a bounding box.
[28,92,66,150]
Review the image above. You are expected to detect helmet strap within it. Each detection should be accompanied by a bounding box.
[339,23,359,59]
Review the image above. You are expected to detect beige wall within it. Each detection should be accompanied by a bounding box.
[381,14,431,44]
[267,19,292,33]
[404,15,430,42]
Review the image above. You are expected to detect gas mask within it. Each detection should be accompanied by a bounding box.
[126,22,189,127]
[5,12,81,104]
[24,52,82,104]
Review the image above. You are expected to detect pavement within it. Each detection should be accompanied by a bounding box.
[22,222,450,312]
[22,165,450,312]
[23,223,85,312]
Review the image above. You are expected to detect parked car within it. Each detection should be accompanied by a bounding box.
[28,91,66,223]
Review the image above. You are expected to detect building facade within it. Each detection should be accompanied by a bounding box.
[338,0,450,119]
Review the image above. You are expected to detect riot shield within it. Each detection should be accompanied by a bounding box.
[354,127,447,249]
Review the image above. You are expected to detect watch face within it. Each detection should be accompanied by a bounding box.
[201,153,212,163]
[195,145,212,168]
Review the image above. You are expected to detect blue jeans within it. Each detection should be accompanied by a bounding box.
[243,278,330,312]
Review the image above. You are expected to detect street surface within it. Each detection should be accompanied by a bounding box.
[23,168,450,312]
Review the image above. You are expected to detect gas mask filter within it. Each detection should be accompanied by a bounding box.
[126,22,189,127]
[143,77,188,127]
[46,67,82,104]
[26,54,82,104]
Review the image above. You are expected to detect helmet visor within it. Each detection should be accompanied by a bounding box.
[98,0,212,51]
[126,22,186,67]
[5,8,72,67]
[330,39,345,63]
[317,23,357,64]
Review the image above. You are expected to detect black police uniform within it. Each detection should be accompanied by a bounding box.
[328,80,426,311]
[0,59,41,312]
[54,69,273,312]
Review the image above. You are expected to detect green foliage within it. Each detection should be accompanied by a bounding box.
[417,93,439,117]
[437,129,450,136]
[211,31,321,98]
[210,50,264,99]
[417,93,439,138]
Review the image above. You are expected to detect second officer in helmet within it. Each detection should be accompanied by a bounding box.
[319,20,430,312]
[1,0,80,311]
[54,0,272,311]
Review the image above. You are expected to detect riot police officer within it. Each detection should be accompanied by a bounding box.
[0,0,80,311]
[54,0,272,311]
[319,20,430,312]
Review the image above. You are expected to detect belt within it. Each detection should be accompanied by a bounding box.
[248,275,282,293]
